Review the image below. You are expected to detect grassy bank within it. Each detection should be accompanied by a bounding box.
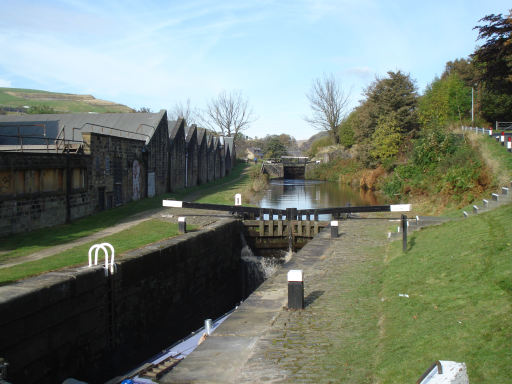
[197,162,267,205]
[0,220,198,286]
[376,205,512,382]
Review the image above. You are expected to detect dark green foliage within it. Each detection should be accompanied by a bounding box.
[471,10,512,121]
[419,73,471,129]
[472,11,512,94]
[351,71,418,166]
[381,128,488,202]
[264,136,288,158]
[480,89,512,122]
[362,70,419,137]
[338,111,356,148]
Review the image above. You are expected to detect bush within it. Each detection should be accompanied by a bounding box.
[308,136,333,157]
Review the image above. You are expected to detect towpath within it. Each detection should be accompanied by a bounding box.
[162,214,394,383]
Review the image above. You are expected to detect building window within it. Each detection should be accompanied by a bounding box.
[105,156,110,175]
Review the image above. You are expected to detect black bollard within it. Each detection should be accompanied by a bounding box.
[401,214,407,252]
[287,270,304,310]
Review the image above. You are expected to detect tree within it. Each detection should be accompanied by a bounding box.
[419,73,471,129]
[170,98,200,125]
[305,74,350,144]
[264,136,288,159]
[472,11,512,92]
[471,11,512,121]
[136,107,152,113]
[338,111,356,148]
[370,113,402,163]
[203,90,255,144]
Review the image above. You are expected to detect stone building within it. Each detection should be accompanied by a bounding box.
[197,128,208,185]
[168,119,186,191]
[185,125,198,188]
[0,111,236,236]
[0,111,169,235]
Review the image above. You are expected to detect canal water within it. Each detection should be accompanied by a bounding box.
[258,179,380,220]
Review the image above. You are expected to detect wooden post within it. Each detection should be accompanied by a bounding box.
[401,214,407,252]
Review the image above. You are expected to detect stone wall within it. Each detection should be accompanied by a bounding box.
[0,152,93,236]
[0,219,244,384]
[82,132,146,210]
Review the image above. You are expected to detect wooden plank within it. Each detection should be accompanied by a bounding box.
[259,220,264,236]
[268,220,274,236]
[314,221,319,235]
[305,222,311,237]
[277,220,283,236]
[297,220,303,236]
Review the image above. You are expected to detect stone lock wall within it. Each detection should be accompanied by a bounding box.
[0,219,244,384]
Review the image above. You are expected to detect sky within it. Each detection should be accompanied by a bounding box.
[0,0,510,140]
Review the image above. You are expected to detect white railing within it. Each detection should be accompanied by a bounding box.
[88,242,116,274]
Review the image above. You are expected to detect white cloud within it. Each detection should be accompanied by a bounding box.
[344,66,373,79]
[0,78,12,87]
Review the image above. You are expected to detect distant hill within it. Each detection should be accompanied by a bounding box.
[0,87,134,114]
[297,131,329,152]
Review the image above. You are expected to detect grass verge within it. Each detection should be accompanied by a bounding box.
[377,204,512,382]
[0,219,196,286]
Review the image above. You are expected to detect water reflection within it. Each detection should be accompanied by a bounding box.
[258,179,379,220]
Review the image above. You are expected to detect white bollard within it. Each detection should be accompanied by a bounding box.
[204,319,213,335]
[330,220,339,238]
[501,132,505,145]
[178,217,187,234]
[235,193,242,206]
[288,270,304,310]
[508,137,511,152]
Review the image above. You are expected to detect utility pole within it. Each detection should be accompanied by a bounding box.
[471,87,474,126]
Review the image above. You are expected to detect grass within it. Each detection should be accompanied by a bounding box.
[0,219,198,286]
[376,204,512,383]
[196,163,261,205]
[472,133,512,185]
[0,87,133,113]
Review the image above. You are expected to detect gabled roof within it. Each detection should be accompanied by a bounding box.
[185,124,197,144]
[224,136,234,156]
[0,110,166,146]
[169,118,185,141]
[197,127,207,146]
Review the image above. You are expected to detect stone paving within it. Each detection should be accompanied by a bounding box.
[162,215,393,383]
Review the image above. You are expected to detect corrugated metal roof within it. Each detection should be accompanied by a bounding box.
[0,110,166,145]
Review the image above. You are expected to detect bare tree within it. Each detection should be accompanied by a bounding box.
[305,74,350,144]
[203,90,255,142]
[170,98,200,125]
